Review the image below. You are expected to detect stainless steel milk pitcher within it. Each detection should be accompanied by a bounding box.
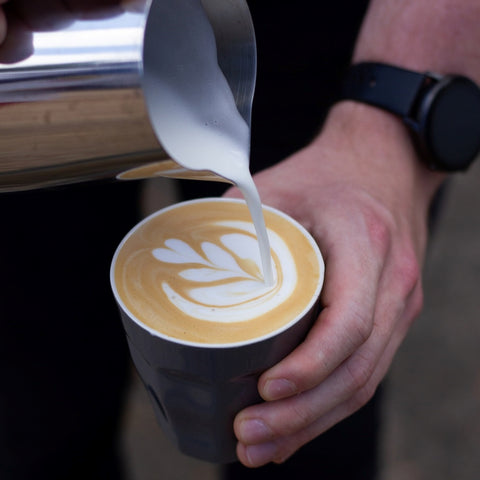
[0,0,256,192]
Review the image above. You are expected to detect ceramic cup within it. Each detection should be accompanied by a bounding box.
[110,198,324,463]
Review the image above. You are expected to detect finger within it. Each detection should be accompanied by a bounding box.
[258,206,424,403]
[235,258,422,441]
[235,286,422,468]
[234,276,423,467]
[235,322,388,445]
[257,226,386,402]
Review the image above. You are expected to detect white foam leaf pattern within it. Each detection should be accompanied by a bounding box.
[152,236,257,282]
[221,234,260,263]
[189,280,269,306]
[152,238,209,266]
[155,226,297,323]
[201,242,248,277]
[179,268,243,282]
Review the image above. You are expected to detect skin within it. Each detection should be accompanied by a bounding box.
[0,0,126,62]
[1,0,478,469]
[227,0,480,467]
[228,102,443,466]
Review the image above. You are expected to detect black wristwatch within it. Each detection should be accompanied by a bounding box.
[340,62,480,172]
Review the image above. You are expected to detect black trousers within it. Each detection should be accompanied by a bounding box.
[0,182,141,480]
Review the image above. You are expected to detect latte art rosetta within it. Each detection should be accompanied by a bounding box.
[112,199,323,344]
[152,221,296,323]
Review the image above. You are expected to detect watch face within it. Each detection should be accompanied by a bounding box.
[422,76,480,171]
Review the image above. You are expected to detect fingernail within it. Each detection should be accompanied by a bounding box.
[245,442,277,466]
[238,418,272,443]
[263,378,297,400]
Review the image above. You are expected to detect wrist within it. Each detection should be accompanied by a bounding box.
[339,63,480,172]
[315,101,446,210]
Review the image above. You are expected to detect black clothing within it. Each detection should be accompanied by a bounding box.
[0,183,141,479]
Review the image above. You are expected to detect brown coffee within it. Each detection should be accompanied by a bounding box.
[112,198,323,344]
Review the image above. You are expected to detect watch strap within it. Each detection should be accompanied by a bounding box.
[341,62,431,119]
[340,62,480,172]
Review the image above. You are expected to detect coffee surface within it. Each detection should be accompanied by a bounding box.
[113,199,322,344]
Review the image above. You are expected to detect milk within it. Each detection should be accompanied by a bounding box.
[143,0,274,285]
[151,218,297,323]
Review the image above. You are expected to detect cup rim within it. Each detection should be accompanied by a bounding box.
[110,197,324,349]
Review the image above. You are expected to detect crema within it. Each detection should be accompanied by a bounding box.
[112,198,323,344]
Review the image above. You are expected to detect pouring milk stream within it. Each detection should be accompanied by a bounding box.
[143,0,274,286]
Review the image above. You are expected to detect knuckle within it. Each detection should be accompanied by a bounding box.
[362,204,423,298]
[344,353,375,395]
[346,308,374,349]
[289,402,316,432]
[344,359,378,410]
[350,380,378,411]
[361,203,395,257]
[394,246,421,296]
[365,211,392,255]
[269,396,319,438]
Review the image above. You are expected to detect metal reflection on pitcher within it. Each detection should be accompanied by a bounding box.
[0,0,255,192]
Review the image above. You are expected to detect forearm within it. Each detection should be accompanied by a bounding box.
[315,0,480,211]
[316,102,445,222]
[353,0,480,82]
